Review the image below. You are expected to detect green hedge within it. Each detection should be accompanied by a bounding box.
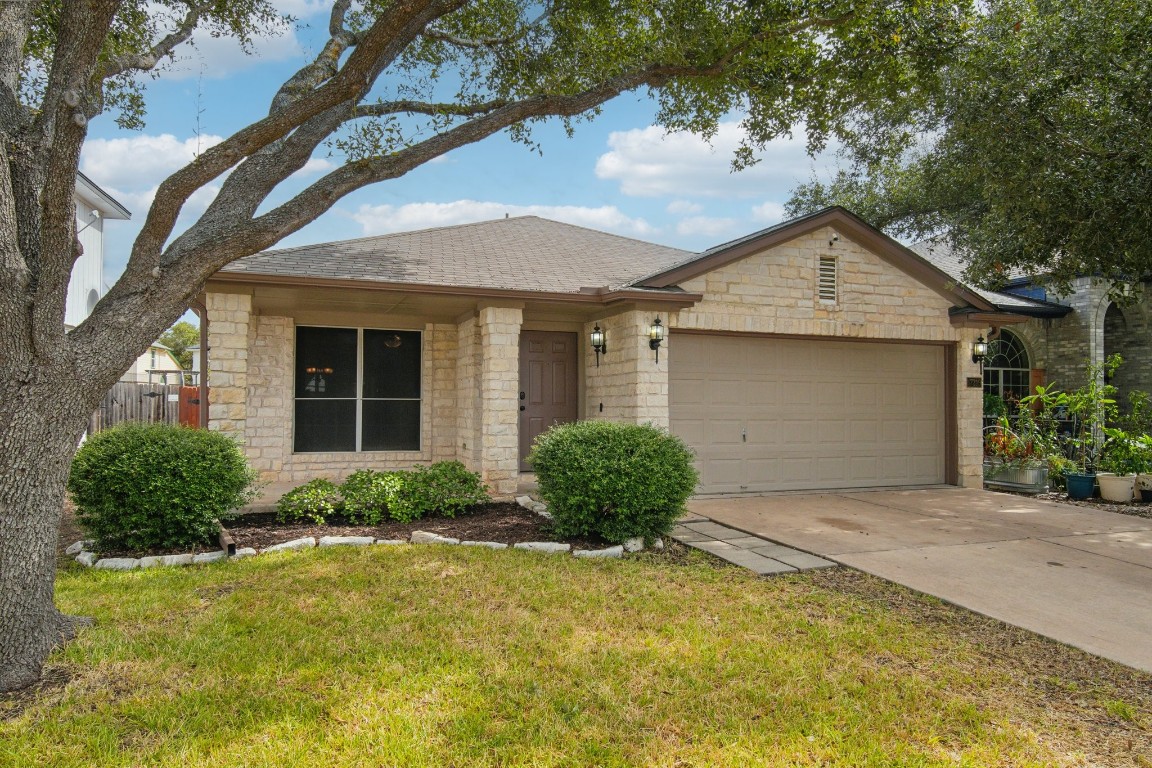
[276,462,489,524]
[528,421,698,544]
[69,423,258,551]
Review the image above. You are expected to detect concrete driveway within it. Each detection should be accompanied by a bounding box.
[688,487,1152,673]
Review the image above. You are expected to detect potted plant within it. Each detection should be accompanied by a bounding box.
[1097,428,1140,502]
[982,414,1049,493]
[1020,356,1122,499]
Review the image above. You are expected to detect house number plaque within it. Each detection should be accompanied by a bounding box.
[966,377,982,388]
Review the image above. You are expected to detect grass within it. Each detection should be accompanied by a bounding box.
[2,545,1149,767]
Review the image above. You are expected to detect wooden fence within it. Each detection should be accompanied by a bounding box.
[88,382,204,434]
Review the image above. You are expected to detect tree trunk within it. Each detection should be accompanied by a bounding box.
[0,379,92,692]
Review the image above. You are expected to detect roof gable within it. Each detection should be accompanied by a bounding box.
[634,207,996,312]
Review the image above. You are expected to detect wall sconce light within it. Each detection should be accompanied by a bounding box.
[590,324,607,367]
[971,335,988,365]
[649,317,665,363]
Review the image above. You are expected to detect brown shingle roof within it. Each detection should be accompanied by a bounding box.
[221,216,692,294]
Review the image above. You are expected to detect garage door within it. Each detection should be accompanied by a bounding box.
[670,334,946,494]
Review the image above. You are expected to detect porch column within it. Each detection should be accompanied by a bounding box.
[956,327,984,489]
[205,291,251,439]
[477,304,523,497]
[584,309,669,428]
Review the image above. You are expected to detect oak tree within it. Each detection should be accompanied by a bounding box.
[0,0,970,691]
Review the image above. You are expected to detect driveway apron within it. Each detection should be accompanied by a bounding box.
[688,487,1152,673]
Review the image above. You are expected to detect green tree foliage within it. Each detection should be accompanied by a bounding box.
[786,0,1152,295]
[1,0,975,691]
[158,320,198,370]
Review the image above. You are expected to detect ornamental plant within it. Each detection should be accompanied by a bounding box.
[69,423,258,552]
[276,478,342,524]
[529,421,698,544]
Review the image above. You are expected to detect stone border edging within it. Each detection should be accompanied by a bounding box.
[68,496,655,571]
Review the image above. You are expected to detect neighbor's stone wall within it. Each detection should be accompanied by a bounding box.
[583,311,669,428]
[206,292,251,439]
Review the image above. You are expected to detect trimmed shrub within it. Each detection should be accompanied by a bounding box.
[276,479,342,524]
[390,461,489,522]
[529,421,698,544]
[69,423,258,552]
[339,469,403,525]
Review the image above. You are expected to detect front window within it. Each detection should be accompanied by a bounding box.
[983,329,1031,411]
[294,326,421,452]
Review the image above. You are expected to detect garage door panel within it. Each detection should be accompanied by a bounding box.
[671,334,946,494]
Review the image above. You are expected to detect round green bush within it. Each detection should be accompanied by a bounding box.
[69,423,258,552]
[528,421,698,544]
[277,478,343,524]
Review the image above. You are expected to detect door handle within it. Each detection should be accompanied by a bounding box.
[520,405,526,411]
[742,427,746,443]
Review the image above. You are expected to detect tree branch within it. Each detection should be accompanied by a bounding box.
[100,1,212,78]
[352,98,512,119]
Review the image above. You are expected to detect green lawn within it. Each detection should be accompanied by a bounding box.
[2,545,1148,767]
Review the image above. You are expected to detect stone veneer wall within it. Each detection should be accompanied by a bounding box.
[208,294,464,487]
[583,310,669,428]
[206,292,251,438]
[455,315,481,474]
[476,305,523,497]
[669,226,984,488]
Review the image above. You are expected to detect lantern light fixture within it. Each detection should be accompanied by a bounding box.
[972,335,988,365]
[590,324,607,367]
[649,317,665,363]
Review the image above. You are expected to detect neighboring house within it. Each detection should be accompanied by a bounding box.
[202,207,1002,497]
[119,342,186,385]
[67,172,131,329]
[911,242,1152,410]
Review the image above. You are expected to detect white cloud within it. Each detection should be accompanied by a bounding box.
[751,201,788,224]
[81,133,225,193]
[351,200,655,238]
[291,157,335,178]
[666,200,703,215]
[675,216,741,238]
[595,121,827,199]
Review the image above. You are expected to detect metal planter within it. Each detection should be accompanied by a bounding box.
[983,463,1049,494]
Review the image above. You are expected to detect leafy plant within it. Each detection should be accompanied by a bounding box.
[529,421,698,544]
[340,470,403,525]
[388,462,489,523]
[1098,429,1152,476]
[69,423,258,552]
[1020,355,1123,473]
[276,479,342,524]
[983,393,1008,419]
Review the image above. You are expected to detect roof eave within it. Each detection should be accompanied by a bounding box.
[208,271,703,307]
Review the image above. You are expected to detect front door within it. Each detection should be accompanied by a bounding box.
[519,331,578,470]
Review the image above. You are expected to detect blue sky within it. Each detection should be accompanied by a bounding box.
[80,0,836,285]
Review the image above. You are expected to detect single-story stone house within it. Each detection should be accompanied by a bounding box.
[911,242,1152,413]
[203,207,1016,498]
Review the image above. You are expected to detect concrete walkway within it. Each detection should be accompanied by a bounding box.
[687,487,1152,673]
[670,514,837,573]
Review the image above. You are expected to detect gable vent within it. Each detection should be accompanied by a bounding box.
[817,255,838,303]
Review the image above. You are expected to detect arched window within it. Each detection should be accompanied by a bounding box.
[983,329,1031,406]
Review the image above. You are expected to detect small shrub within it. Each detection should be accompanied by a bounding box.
[528,421,698,544]
[69,423,258,552]
[390,461,489,522]
[276,478,341,524]
[340,469,404,524]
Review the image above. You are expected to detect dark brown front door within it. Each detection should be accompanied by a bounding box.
[519,331,578,470]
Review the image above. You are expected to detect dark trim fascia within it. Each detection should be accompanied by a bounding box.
[638,207,998,312]
[208,272,703,307]
[993,302,1072,319]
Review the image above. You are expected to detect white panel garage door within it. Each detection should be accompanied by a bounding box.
[670,334,946,494]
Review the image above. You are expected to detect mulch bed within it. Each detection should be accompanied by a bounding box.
[225,502,607,552]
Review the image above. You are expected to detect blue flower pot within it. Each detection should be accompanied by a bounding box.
[1065,472,1096,500]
